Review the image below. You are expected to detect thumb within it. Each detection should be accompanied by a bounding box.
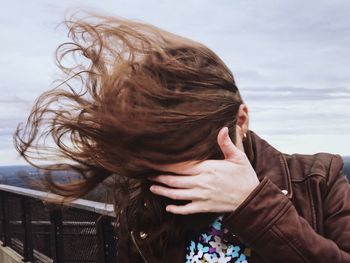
[217,127,241,161]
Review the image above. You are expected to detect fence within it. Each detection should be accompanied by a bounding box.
[0,184,117,263]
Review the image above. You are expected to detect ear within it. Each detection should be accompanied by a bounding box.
[236,104,249,136]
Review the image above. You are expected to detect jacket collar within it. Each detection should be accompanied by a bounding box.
[243,130,293,199]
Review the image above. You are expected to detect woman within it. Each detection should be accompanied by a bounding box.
[14,13,350,263]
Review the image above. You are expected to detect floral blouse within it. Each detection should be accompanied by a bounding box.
[185,215,251,263]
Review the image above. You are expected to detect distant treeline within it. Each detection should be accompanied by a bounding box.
[0,165,113,203]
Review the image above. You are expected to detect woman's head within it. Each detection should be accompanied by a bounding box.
[14,12,246,255]
[15,13,244,191]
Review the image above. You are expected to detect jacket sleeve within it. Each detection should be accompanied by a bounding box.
[222,154,350,263]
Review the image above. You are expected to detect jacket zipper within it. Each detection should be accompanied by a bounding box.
[130,231,149,263]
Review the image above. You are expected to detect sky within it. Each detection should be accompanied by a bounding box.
[0,0,349,165]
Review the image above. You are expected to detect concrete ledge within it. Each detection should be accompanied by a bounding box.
[0,242,24,263]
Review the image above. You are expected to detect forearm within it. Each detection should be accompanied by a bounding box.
[222,177,350,263]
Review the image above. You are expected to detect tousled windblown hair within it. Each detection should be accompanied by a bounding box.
[14,13,243,260]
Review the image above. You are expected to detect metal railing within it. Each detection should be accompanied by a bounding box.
[0,184,117,263]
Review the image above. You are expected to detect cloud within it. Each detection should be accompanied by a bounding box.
[1,0,350,164]
[242,86,350,101]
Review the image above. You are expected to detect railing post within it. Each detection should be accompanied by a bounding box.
[96,216,115,263]
[1,192,10,246]
[22,196,34,262]
[50,208,64,263]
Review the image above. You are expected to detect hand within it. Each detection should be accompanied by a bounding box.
[149,126,260,215]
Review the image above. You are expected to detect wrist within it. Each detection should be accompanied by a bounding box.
[237,173,260,209]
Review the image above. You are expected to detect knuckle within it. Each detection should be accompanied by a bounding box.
[202,205,210,213]
[170,191,179,200]
[155,187,163,195]
[179,209,189,215]
[167,177,177,186]
[201,174,213,186]
[197,190,207,200]
[157,175,165,181]
[207,168,216,176]
[197,202,209,213]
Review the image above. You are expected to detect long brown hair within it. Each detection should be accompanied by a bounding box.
[14,12,243,259]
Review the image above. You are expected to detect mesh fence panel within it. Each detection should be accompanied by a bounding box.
[6,193,25,256]
[30,199,53,262]
[0,190,117,263]
[61,207,100,262]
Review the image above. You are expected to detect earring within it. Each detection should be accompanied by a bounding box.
[243,133,247,141]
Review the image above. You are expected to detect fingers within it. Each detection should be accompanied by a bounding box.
[217,126,242,161]
[166,202,206,215]
[149,161,203,175]
[149,174,197,188]
[149,184,202,201]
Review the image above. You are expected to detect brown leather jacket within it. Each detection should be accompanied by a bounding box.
[117,131,350,262]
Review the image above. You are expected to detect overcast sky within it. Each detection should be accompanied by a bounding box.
[0,0,349,165]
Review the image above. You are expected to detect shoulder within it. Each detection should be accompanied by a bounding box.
[284,152,344,184]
